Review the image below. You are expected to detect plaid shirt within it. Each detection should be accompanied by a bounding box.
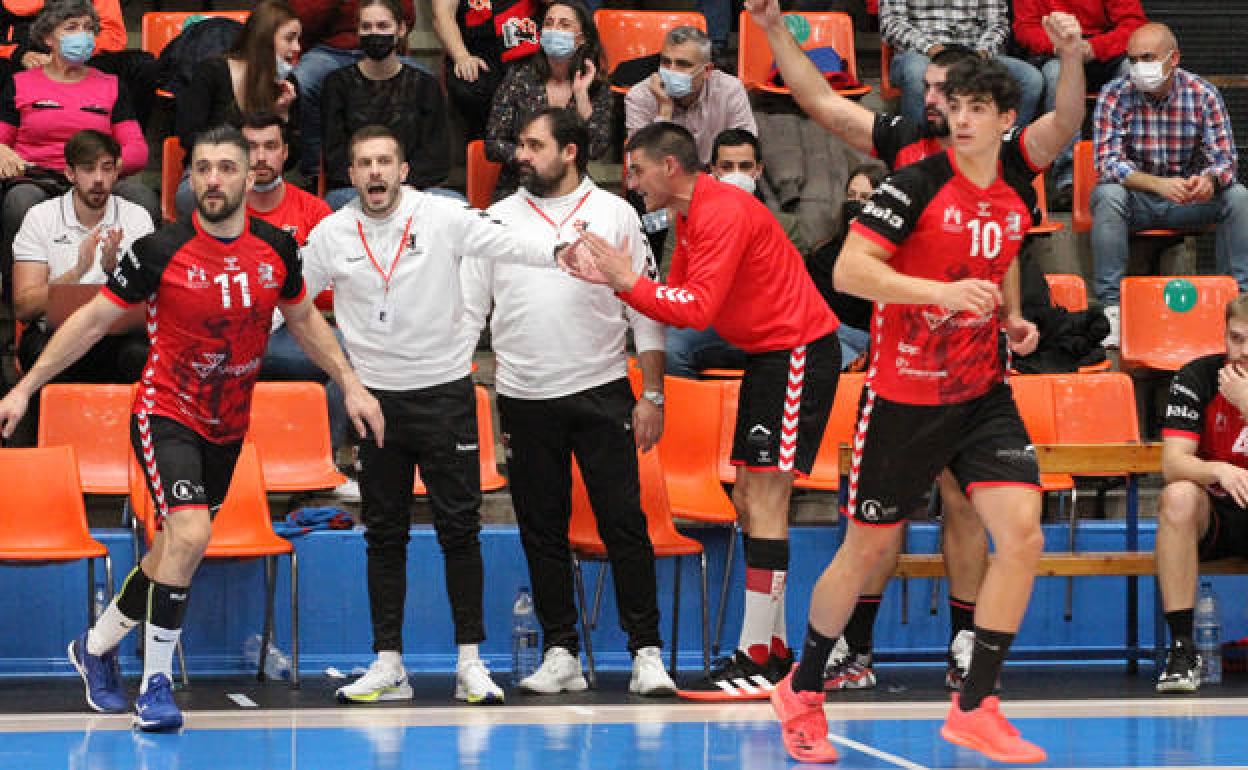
[880,0,1009,56]
[1092,68,1237,189]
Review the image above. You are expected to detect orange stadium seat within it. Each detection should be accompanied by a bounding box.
[1030,175,1063,236]
[1072,140,1213,237]
[1044,274,1088,312]
[247,382,348,493]
[568,449,708,685]
[38,383,136,496]
[879,41,900,100]
[466,140,501,210]
[738,11,870,97]
[1119,276,1239,373]
[0,446,113,625]
[160,137,184,223]
[594,10,707,95]
[129,443,299,687]
[415,384,506,494]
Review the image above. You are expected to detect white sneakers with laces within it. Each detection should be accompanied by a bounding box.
[629,646,677,697]
[455,659,505,704]
[519,646,588,694]
[335,656,413,703]
[1103,304,1120,348]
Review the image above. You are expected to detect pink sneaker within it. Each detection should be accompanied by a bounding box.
[941,694,1046,764]
[770,672,839,763]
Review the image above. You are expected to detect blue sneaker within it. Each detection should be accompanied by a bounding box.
[133,674,182,732]
[68,633,126,714]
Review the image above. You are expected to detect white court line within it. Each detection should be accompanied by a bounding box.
[227,694,258,708]
[828,733,931,770]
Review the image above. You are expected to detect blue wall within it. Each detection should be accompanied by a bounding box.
[1,521,1244,677]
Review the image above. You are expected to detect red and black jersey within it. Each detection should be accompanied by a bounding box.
[872,113,946,170]
[247,184,332,246]
[457,0,539,64]
[851,129,1043,405]
[1163,353,1248,474]
[620,174,839,353]
[103,214,305,444]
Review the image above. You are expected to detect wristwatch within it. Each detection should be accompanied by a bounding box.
[641,390,665,407]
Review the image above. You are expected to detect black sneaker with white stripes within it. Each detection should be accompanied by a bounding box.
[1156,641,1201,693]
[678,650,781,701]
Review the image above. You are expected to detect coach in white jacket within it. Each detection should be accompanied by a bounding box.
[302,125,567,706]
[461,108,676,697]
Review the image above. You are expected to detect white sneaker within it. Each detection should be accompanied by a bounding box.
[335,657,412,703]
[455,659,504,704]
[330,479,360,502]
[629,646,677,697]
[518,646,588,694]
[1103,304,1120,348]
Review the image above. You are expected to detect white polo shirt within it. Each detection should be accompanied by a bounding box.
[12,191,154,285]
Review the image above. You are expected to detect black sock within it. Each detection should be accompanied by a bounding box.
[843,595,882,656]
[114,565,152,622]
[793,623,837,693]
[149,581,191,630]
[960,626,1014,711]
[1165,608,1194,646]
[949,597,976,642]
[748,536,790,570]
[741,532,753,565]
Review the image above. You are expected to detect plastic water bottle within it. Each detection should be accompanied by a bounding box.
[511,587,540,685]
[1195,582,1222,685]
[242,634,292,680]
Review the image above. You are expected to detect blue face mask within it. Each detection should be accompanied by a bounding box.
[59,31,95,64]
[540,28,577,60]
[659,67,694,100]
[276,56,293,82]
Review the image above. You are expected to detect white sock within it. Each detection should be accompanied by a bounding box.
[771,574,788,652]
[378,650,403,671]
[457,644,480,667]
[738,570,777,659]
[87,601,138,656]
[142,623,181,692]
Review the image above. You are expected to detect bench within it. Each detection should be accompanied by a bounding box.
[838,442,1248,671]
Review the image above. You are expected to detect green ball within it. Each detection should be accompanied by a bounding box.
[1164,278,1198,313]
[784,14,811,45]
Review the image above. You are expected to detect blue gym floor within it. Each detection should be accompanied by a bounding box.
[5,696,1248,770]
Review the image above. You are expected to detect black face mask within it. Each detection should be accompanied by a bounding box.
[842,199,864,223]
[360,33,396,61]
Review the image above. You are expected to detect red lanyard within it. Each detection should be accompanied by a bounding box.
[525,189,593,237]
[357,215,414,294]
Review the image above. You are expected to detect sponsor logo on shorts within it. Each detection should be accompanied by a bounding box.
[1166,405,1201,421]
[171,480,199,501]
[1170,382,1198,401]
[857,499,896,522]
[455,442,479,452]
[994,445,1037,463]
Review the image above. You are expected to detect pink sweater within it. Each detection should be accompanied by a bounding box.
[0,68,146,175]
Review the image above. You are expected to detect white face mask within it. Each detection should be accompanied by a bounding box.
[1130,56,1170,92]
[718,171,757,195]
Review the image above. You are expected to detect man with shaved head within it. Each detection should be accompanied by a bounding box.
[1090,22,1248,345]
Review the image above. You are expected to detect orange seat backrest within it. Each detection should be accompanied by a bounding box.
[717,378,741,483]
[466,140,502,210]
[594,10,707,77]
[738,11,861,91]
[1120,276,1238,372]
[247,382,346,492]
[1048,372,1140,444]
[569,448,698,555]
[161,137,185,223]
[38,384,136,495]
[1008,375,1058,445]
[0,446,104,560]
[141,11,251,58]
[798,372,864,490]
[1072,140,1095,233]
[657,375,735,524]
[880,41,899,99]
[1044,274,1088,312]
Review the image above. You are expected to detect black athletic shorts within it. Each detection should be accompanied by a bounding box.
[1199,493,1248,560]
[131,413,243,525]
[848,381,1041,526]
[730,332,840,476]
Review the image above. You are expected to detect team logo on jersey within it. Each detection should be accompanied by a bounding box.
[942,205,963,230]
[922,307,954,330]
[501,16,539,48]
[224,256,241,272]
[186,265,209,288]
[258,262,279,289]
[1005,211,1023,235]
[977,201,992,217]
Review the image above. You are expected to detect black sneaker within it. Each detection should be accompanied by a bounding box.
[677,650,778,701]
[1156,642,1201,693]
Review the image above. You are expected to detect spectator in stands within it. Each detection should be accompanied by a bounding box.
[241,112,353,493]
[1014,0,1147,207]
[461,107,677,697]
[624,26,756,168]
[304,124,566,706]
[11,129,150,387]
[664,128,806,378]
[321,0,453,209]
[174,0,302,217]
[485,0,610,201]
[1090,22,1248,347]
[0,0,155,308]
[431,0,539,141]
[880,0,1043,126]
[1154,293,1248,693]
[289,0,417,183]
[0,1,159,130]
